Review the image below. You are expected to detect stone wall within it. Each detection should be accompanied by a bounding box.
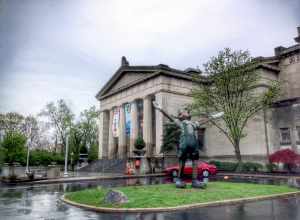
[278,52,300,99]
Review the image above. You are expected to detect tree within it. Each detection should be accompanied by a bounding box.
[39,99,74,154]
[1,132,27,165]
[0,112,24,133]
[192,48,280,168]
[269,149,300,173]
[88,143,98,162]
[79,106,99,149]
[161,122,181,154]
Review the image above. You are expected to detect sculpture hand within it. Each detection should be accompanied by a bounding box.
[152,101,162,110]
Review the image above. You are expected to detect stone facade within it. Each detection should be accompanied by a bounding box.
[96,28,300,163]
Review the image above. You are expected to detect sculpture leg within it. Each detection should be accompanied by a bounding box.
[175,159,186,188]
[191,160,206,189]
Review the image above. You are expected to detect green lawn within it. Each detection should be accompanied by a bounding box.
[64,182,298,208]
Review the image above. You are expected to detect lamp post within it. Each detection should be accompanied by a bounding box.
[64,128,70,177]
[25,126,32,174]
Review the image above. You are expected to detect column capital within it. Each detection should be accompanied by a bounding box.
[143,94,154,100]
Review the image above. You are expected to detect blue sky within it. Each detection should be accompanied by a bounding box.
[0,0,299,116]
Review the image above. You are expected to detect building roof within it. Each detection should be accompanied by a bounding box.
[95,59,200,100]
[96,56,281,101]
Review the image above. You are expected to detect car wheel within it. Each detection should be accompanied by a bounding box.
[202,170,210,178]
[172,170,178,177]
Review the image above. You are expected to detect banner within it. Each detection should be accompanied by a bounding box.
[112,107,120,137]
[124,103,131,136]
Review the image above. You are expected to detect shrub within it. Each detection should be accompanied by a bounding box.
[88,143,98,162]
[265,163,278,172]
[269,149,300,173]
[1,132,27,165]
[29,150,64,166]
[209,160,238,171]
[134,136,145,150]
[161,122,181,153]
[241,162,263,172]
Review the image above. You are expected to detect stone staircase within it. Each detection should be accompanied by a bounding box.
[77,159,126,174]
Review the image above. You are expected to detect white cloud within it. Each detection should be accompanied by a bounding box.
[0,0,299,116]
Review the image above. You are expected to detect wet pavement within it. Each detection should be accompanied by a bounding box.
[0,177,300,220]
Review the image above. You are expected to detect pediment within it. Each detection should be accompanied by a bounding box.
[110,72,149,92]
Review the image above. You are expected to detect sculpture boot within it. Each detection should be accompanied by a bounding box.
[175,179,187,188]
[191,179,207,189]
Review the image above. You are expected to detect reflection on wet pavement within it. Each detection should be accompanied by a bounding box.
[0,177,299,220]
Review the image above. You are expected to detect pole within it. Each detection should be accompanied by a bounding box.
[25,127,32,174]
[64,129,69,177]
[25,142,30,174]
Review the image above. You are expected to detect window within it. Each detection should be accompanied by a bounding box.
[280,128,291,145]
[296,126,300,144]
[198,128,206,149]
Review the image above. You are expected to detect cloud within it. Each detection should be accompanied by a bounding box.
[0,0,299,116]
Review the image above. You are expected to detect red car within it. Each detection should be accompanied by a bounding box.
[164,161,217,178]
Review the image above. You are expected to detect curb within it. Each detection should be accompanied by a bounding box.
[8,173,166,185]
[62,190,300,213]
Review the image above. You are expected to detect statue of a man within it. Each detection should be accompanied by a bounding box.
[153,101,223,188]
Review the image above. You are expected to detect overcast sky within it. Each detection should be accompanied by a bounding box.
[0,0,299,116]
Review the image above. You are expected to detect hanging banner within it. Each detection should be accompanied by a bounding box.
[112,107,120,137]
[124,103,131,136]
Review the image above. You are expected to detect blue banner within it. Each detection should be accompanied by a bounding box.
[124,103,131,136]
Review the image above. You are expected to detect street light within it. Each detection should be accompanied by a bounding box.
[64,128,70,177]
[25,127,31,174]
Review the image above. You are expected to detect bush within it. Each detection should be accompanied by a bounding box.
[209,161,263,172]
[29,150,64,166]
[134,136,145,150]
[161,122,181,153]
[269,149,300,173]
[209,160,238,171]
[265,163,278,172]
[88,143,98,162]
[1,132,27,165]
[241,162,263,172]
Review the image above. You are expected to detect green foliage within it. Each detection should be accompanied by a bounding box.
[265,163,278,172]
[209,160,238,172]
[209,160,264,172]
[0,146,7,169]
[88,143,98,162]
[29,149,64,166]
[161,122,181,153]
[241,162,263,172]
[39,99,74,153]
[134,136,145,150]
[0,112,24,133]
[192,48,281,164]
[1,132,27,165]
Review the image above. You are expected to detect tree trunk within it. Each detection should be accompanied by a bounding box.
[234,140,243,172]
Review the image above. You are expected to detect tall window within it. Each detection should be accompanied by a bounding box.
[296,126,300,144]
[198,128,206,150]
[136,99,144,137]
[280,128,291,145]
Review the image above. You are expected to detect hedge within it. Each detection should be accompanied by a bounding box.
[209,160,264,172]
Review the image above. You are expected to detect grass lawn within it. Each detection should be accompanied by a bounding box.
[64,182,298,208]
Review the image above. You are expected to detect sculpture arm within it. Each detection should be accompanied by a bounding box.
[152,101,175,122]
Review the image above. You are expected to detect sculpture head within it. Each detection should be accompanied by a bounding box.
[178,108,191,121]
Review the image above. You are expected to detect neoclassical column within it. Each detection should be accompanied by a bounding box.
[108,108,115,159]
[143,96,153,157]
[130,100,138,157]
[118,104,126,158]
[98,110,109,159]
[155,92,166,156]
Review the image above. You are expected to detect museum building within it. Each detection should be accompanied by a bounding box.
[96,27,300,163]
